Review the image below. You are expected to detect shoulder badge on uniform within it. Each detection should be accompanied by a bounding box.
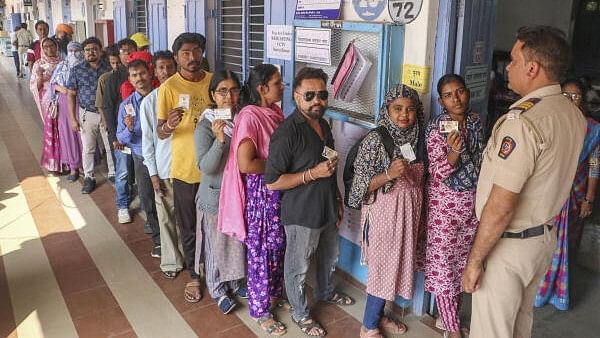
[512,98,541,114]
[498,136,516,159]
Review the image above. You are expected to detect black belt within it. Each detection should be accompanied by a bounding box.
[80,107,97,113]
[501,224,552,239]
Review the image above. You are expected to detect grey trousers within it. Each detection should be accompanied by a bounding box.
[155,179,184,273]
[284,223,339,321]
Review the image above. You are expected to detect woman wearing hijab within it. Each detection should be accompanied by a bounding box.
[424,74,484,338]
[218,64,287,336]
[30,38,62,172]
[50,41,84,181]
[348,84,426,338]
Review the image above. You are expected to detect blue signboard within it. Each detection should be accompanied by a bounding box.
[295,0,342,20]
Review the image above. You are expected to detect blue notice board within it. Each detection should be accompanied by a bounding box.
[295,0,342,20]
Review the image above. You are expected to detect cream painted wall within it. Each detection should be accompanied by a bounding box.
[494,0,574,51]
[401,0,439,115]
[167,0,186,49]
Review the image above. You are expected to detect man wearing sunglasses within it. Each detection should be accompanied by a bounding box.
[266,67,353,337]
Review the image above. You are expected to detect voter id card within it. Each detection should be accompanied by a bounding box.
[178,94,190,110]
[121,146,132,155]
[213,108,232,120]
[322,146,338,160]
[439,120,459,133]
[400,143,416,162]
[125,103,135,116]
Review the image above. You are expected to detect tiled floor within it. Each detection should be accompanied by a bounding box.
[0,58,440,338]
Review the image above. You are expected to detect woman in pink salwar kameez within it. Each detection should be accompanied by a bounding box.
[348,84,426,338]
[424,74,484,338]
[30,38,62,172]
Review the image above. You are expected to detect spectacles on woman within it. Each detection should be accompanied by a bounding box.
[562,92,582,101]
[215,88,241,97]
[296,90,329,102]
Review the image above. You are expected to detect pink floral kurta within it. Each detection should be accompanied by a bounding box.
[423,127,479,297]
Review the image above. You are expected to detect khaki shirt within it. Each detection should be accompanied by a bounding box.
[475,84,586,231]
[15,28,33,47]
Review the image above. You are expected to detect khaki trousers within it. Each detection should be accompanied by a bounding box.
[470,226,556,338]
[155,179,184,273]
[79,108,101,179]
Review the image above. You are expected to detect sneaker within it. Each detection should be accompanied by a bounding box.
[81,177,96,194]
[216,295,237,314]
[234,286,248,299]
[117,208,131,224]
[144,223,153,234]
[151,245,161,258]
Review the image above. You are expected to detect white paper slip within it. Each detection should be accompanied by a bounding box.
[213,108,232,120]
[125,103,135,116]
[400,143,417,162]
[178,94,190,110]
[322,146,338,160]
[439,120,459,133]
[121,146,132,155]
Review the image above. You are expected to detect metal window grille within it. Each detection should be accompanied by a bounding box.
[135,0,148,35]
[295,29,381,122]
[218,0,264,81]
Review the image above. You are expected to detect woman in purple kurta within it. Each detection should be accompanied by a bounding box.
[424,74,484,338]
[218,64,287,336]
[49,41,83,179]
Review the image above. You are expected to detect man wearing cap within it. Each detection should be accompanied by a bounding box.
[130,33,151,52]
[463,26,587,338]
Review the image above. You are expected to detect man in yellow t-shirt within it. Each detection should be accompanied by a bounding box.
[157,32,212,303]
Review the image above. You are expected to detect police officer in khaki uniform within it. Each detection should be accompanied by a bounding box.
[462,26,587,338]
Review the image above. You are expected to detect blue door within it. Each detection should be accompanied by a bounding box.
[431,0,497,118]
[113,0,128,41]
[148,0,168,52]
[185,0,207,35]
[62,0,72,23]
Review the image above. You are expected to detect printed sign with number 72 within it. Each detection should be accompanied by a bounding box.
[388,0,423,25]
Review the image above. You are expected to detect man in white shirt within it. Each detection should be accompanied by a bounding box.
[140,50,183,278]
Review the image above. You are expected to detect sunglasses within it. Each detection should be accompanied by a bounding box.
[562,92,582,101]
[296,90,329,102]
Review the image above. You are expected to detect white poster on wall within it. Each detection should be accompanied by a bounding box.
[266,25,293,61]
[295,28,332,65]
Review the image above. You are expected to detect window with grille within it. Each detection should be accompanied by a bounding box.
[218,0,264,81]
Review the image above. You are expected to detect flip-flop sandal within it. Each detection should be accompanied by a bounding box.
[184,281,202,303]
[256,315,287,336]
[324,291,355,306]
[162,270,178,279]
[292,316,326,337]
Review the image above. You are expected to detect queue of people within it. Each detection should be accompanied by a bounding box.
[24,21,595,338]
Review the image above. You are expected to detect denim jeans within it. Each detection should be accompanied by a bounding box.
[114,149,131,209]
[363,294,386,330]
[284,223,339,321]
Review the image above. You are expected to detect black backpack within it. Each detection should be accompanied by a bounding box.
[343,126,394,210]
